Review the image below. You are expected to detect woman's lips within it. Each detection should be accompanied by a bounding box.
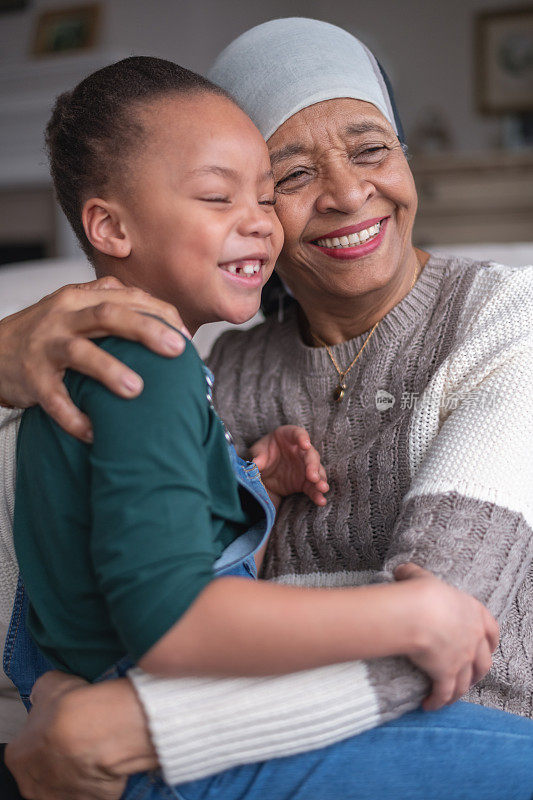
[309,217,389,261]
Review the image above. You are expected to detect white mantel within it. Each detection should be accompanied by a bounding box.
[0,51,128,256]
[0,50,127,188]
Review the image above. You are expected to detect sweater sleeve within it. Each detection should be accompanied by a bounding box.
[128,658,423,786]
[0,408,22,623]
[382,266,533,613]
[368,266,533,719]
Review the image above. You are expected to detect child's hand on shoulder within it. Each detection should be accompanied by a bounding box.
[250,425,329,508]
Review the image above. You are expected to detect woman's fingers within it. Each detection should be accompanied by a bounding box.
[0,279,191,438]
[74,275,125,291]
[39,336,150,441]
[64,304,186,356]
[51,281,191,338]
[38,381,94,443]
[48,336,145,397]
[30,671,87,709]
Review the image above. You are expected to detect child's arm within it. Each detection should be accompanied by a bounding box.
[250,425,329,508]
[139,562,497,711]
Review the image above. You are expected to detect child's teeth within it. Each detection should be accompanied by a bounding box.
[223,260,262,276]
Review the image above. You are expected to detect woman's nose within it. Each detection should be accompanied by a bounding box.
[315,164,375,215]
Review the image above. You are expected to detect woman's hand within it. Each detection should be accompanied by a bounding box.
[0,276,190,442]
[250,425,329,507]
[395,563,499,711]
[5,671,156,800]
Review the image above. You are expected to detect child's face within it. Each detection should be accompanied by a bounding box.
[111,93,283,333]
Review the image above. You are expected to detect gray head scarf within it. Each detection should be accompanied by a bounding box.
[208,17,405,144]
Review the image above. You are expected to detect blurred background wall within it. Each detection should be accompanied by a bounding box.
[2,0,526,149]
[0,0,532,269]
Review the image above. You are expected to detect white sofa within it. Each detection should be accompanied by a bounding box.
[1,243,532,358]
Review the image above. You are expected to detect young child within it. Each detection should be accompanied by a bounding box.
[9,57,496,787]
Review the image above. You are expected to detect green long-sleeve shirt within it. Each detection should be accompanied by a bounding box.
[14,337,257,680]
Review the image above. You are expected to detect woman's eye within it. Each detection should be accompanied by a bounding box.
[201,196,231,203]
[351,145,389,163]
[275,169,309,188]
[259,197,277,206]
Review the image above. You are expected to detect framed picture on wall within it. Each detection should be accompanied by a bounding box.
[476,6,533,114]
[31,3,101,57]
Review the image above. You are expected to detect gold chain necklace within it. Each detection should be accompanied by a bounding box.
[311,259,420,402]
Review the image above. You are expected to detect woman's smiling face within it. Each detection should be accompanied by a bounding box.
[268,98,418,305]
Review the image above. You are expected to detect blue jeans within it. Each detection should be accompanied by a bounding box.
[121,700,533,800]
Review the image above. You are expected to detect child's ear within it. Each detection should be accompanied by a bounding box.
[82,198,131,259]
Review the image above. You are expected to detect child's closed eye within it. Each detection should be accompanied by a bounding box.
[200,195,231,203]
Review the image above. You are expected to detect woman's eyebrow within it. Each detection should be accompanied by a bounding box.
[344,122,390,137]
[269,124,391,166]
[269,143,306,166]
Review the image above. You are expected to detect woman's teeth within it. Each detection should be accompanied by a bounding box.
[316,222,382,249]
[222,260,262,276]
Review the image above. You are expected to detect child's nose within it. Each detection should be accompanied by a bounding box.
[239,204,273,238]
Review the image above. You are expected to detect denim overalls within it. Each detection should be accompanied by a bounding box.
[3,366,275,798]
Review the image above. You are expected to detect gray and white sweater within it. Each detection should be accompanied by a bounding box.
[1,254,532,784]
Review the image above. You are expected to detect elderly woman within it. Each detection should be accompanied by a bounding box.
[1,17,532,800]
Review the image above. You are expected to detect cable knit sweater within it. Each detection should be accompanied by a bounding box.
[1,254,532,785]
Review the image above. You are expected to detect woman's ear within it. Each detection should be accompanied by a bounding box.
[82,198,132,259]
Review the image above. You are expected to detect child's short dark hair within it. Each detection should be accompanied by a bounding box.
[46,56,231,261]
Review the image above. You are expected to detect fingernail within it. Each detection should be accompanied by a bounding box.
[163,332,185,353]
[123,375,143,394]
[84,429,94,444]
